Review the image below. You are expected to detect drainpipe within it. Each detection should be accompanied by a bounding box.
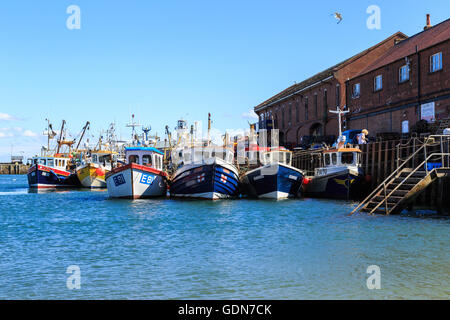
[416,45,421,120]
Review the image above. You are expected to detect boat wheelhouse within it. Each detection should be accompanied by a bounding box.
[241,148,304,199]
[105,147,167,199]
[304,148,364,200]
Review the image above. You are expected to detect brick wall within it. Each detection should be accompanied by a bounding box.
[347,39,450,136]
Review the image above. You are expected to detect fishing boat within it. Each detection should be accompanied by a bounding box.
[303,107,364,200]
[76,151,118,188]
[169,114,240,200]
[105,147,168,199]
[241,147,304,199]
[27,119,83,189]
[170,146,240,200]
[27,155,80,188]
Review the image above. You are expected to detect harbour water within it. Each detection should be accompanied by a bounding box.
[0,175,448,299]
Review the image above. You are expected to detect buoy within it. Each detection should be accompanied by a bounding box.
[96,167,105,176]
[303,177,311,185]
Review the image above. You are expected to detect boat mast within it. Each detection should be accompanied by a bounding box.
[329,106,349,139]
[46,119,50,154]
[126,114,142,145]
[207,113,211,146]
[56,120,66,154]
[75,121,90,152]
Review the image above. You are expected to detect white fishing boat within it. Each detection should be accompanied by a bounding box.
[105,147,168,199]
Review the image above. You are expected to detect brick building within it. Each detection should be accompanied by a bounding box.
[254,32,407,148]
[347,17,450,137]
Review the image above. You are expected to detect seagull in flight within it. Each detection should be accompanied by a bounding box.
[332,12,343,24]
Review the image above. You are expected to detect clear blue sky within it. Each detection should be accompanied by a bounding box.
[0,0,448,161]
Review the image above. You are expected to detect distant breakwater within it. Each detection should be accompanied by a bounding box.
[0,163,29,175]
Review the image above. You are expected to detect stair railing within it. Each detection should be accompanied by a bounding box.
[349,135,448,215]
[368,152,449,215]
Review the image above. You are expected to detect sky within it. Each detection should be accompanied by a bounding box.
[0,0,449,161]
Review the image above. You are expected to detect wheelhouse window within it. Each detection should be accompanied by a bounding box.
[38,159,46,165]
[430,52,442,72]
[47,159,54,167]
[341,152,354,165]
[324,154,331,166]
[285,152,292,166]
[374,75,383,91]
[399,65,410,83]
[142,155,152,166]
[128,155,139,164]
[331,153,337,165]
[352,83,360,98]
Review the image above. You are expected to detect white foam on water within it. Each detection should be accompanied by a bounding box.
[0,188,29,196]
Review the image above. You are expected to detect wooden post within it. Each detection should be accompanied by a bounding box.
[436,178,444,214]
[391,141,395,175]
[371,142,376,189]
[377,142,382,185]
[384,141,388,180]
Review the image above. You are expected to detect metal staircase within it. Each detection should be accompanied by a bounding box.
[351,135,450,215]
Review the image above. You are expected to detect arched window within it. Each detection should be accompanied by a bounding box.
[304,97,309,121]
[314,94,318,119]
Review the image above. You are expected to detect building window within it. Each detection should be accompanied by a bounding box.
[314,94,318,119]
[430,52,443,73]
[288,104,292,126]
[374,75,383,91]
[323,90,328,118]
[336,85,340,107]
[296,101,299,123]
[399,65,410,83]
[352,83,361,98]
[305,97,309,121]
[282,107,285,128]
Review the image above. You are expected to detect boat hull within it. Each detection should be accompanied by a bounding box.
[304,168,364,200]
[170,160,240,200]
[105,163,167,199]
[27,165,80,189]
[76,163,107,188]
[241,163,304,199]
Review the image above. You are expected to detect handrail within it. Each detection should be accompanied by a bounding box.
[349,135,450,215]
[368,152,449,215]
[350,136,433,215]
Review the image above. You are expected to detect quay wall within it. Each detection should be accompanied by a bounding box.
[0,163,30,175]
[292,137,450,214]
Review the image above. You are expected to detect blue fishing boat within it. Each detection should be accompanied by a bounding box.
[241,148,304,199]
[170,146,240,200]
[303,107,365,200]
[303,147,364,200]
[27,156,80,188]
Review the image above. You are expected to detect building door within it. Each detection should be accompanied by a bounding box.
[310,123,323,136]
